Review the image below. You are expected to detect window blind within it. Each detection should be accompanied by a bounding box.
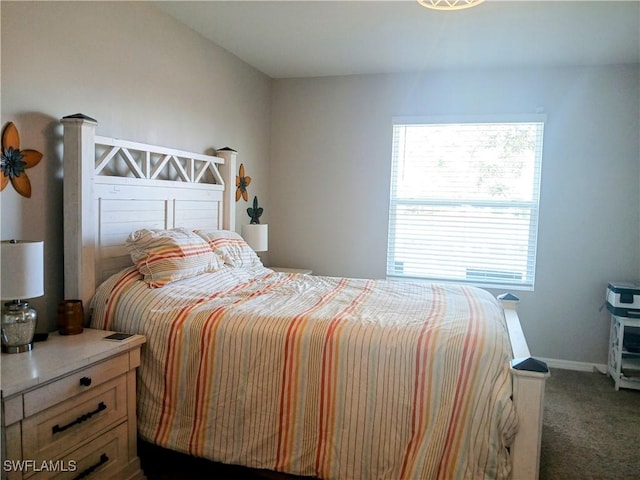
[387,117,545,290]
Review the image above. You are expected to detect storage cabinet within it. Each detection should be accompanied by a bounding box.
[608,314,640,391]
[1,329,146,479]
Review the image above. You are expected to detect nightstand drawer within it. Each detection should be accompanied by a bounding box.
[30,421,129,480]
[23,353,129,416]
[22,375,128,464]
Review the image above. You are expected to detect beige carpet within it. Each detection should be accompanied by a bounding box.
[540,368,640,480]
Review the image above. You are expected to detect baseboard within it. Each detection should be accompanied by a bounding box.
[538,357,608,374]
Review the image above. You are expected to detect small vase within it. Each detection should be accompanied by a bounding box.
[58,300,84,335]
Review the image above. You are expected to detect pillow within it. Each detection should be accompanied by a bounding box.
[126,228,224,287]
[194,229,262,268]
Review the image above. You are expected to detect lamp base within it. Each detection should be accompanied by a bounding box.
[2,300,37,354]
[2,342,33,354]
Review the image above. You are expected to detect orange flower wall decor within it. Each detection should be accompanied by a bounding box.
[1,122,43,198]
[236,163,251,202]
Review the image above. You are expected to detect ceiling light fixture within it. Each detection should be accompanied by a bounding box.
[418,0,485,10]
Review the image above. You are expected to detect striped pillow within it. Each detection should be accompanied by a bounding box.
[194,229,262,268]
[126,228,224,287]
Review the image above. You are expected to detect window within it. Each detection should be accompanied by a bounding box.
[387,115,545,290]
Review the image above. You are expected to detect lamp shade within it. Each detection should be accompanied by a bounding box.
[1,240,44,300]
[241,224,268,253]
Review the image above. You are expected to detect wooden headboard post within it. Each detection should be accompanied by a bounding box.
[215,148,237,231]
[61,114,236,320]
[62,114,99,307]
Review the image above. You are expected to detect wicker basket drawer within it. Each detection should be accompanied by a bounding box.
[22,375,127,464]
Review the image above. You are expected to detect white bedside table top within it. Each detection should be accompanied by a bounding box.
[1,328,146,397]
[270,267,312,274]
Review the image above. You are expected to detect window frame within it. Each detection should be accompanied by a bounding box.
[386,114,546,291]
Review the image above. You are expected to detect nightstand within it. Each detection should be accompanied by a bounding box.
[270,267,312,275]
[1,329,146,480]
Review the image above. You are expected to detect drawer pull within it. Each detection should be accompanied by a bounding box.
[73,453,109,479]
[79,376,92,387]
[52,402,107,434]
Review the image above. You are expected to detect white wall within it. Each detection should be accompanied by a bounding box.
[1,1,272,332]
[270,65,640,365]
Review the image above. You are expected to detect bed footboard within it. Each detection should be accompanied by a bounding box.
[499,294,550,480]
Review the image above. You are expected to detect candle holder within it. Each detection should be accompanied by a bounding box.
[57,299,84,335]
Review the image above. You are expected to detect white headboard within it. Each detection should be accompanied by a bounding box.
[62,114,236,313]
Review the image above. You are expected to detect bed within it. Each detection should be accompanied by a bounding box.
[61,114,549,479]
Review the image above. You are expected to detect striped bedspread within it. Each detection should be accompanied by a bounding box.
[91,266,517,479]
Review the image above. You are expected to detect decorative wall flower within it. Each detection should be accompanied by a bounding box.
[236,163,251,202]
[247,196,263,224]
[1,122,42,198]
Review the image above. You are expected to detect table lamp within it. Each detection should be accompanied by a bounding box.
[1,240,44,353]
[242,224,268,253]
